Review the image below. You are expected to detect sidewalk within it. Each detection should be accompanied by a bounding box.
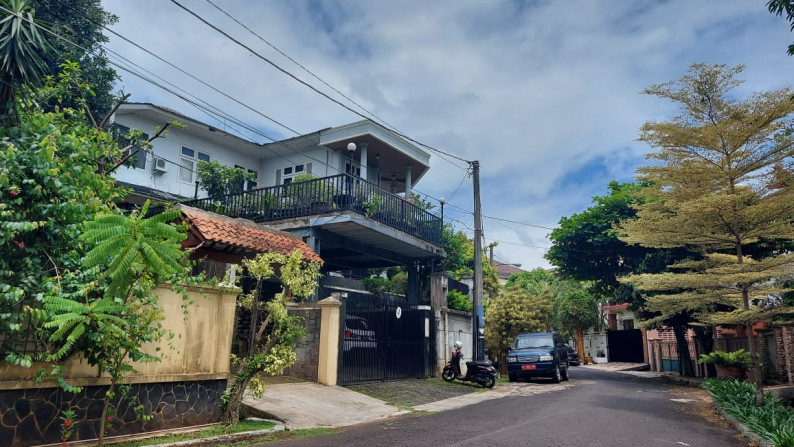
[244,362,657,430]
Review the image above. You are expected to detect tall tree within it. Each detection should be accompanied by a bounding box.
[29,0,118,118]
[0,0,51,120]
[768,0,794,55]
[553,284,600,361]
[619,63,794,403]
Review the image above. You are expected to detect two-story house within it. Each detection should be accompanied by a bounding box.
[113,103,445,384]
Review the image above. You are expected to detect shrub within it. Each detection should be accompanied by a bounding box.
[447,289,472,312]
[698,349,751,370]
[704,378,794,447]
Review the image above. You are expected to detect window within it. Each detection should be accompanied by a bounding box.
[277,163,311,185]
[622,319,635,330]
[114,124,149,170]
[179,146,210,183]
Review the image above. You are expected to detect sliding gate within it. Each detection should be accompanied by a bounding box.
[339,294,433,384]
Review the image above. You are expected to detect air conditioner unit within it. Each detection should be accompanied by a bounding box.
[153,157,168,173]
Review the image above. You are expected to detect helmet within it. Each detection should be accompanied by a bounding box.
[454,341,463,349]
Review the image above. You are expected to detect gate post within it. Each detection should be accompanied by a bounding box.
[318,294,342,386]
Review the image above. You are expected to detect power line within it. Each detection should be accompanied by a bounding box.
[169,0,472,171]
[14,4,552,235]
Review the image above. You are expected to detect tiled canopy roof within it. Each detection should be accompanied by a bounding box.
[177,205,323,263]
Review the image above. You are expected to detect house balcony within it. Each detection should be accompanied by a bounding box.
[181,174,444,269]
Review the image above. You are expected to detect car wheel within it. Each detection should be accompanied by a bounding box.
[482,375,496,388]
[442,369,456,382]
[561,364,570,381]
[552,363,561,383]
[508,373,517,383]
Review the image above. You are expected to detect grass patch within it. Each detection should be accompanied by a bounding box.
[111,420,276,447]
[206,428,340,447]
[703,378,794,447]
[346,377,478,408]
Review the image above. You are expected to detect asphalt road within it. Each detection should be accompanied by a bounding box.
[267,368,749,447]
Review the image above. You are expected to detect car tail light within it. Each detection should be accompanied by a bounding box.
[345,330,359,339]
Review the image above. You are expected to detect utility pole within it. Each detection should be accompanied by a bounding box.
[471,161,485,361]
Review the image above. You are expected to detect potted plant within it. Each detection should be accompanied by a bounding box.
[698,349,751,379]
[286,173,335,213]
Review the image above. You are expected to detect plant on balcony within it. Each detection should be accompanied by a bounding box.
[284,173,336,212]
[362,194,382,218]
[197,160,255,198]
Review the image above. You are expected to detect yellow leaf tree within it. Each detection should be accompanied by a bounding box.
[618,63,794,404]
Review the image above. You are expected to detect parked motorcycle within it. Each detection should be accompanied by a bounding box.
[442,360,498,388]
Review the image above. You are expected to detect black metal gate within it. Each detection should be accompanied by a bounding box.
[607,329,644,363]
[338,294,433,384]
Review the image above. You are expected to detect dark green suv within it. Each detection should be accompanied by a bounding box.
[506,332,570,383]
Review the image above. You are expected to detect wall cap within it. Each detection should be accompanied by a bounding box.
[318,294,342,307]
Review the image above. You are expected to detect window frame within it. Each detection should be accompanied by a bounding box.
[179,146,210,184]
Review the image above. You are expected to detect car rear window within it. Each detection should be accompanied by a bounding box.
[515,336,554,349]
[346,318,369,331]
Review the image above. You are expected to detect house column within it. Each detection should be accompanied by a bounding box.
[404,165,412,196]
[317,294,342,386]
[406,261,419,305]
[360,143,368,182]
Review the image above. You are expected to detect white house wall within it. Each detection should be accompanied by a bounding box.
[114,114,263,199]
[260,146,341,186]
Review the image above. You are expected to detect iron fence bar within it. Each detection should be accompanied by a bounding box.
[180,174,443,244]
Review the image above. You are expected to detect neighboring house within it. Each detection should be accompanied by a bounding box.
[490,261,524,285]
[112,103,445,385]
[584,303,647,364]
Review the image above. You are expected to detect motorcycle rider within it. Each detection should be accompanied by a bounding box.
[451,341,464,379]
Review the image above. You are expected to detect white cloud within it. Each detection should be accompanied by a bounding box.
[101,0,794,270]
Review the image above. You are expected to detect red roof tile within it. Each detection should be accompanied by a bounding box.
[177,205,323,263]
[491,261,524,277]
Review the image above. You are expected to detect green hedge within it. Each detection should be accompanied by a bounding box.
[703,378,794,447]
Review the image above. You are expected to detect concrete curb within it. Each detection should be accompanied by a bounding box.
[121,421,286,447]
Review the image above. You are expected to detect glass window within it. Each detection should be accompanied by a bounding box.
[515,336,554,349]
[131,149,147,170]
[284,167,293,175]
[179,147,208,183]
[295,164,304,173]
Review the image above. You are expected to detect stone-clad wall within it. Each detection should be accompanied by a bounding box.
[0,379,225,447]
[285,304,322,381]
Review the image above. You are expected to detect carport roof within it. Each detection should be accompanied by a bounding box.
[177,205,323,263]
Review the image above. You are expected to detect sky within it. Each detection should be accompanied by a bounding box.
[100,0,794,270]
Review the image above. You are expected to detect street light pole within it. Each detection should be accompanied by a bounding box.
[471,160,484,361]
[347,142,356,203]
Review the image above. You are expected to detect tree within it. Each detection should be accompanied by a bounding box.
[484,286,552,374]
[546,181,702,374]
[196,159,255,198]
[0,0,51,120]
[553,284,600,361]
[546,181,684,295]
[768,0,794,55]
[0,64,123,366]
[29,0,119,118]
[441,225,499,300]
[220,249,322,425]
[618,63,794,403]
[43,201,191,446]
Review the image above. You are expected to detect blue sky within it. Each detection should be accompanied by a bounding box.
[101,0,794,269]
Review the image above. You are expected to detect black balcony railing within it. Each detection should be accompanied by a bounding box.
[181,174,442,245]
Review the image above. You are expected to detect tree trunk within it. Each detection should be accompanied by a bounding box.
[693,326,716,378]
[574,326,586,361]
[672,324,695,377]
[220,371,256,426]
[97,381,115,446]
